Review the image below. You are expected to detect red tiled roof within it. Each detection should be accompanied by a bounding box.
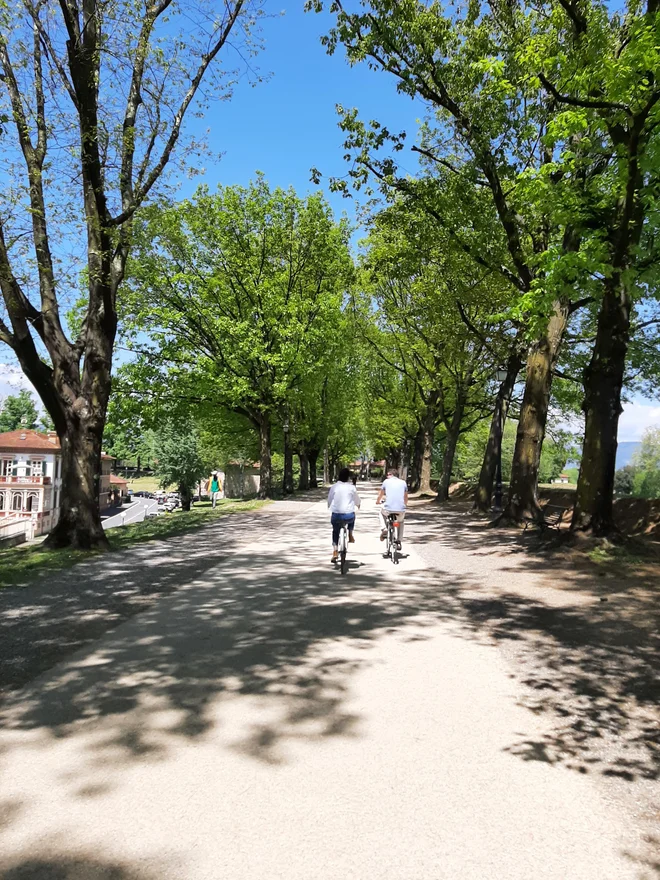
[109,474,128,485]
[0,430,60,453]
[0,431,118,462]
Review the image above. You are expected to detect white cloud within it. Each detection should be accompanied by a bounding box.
[618,402,660,441]
[0,364,33,395]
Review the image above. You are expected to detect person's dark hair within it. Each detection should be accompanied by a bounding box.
[338,467,352,482]
[387,468,399,478]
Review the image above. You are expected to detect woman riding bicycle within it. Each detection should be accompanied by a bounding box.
[327,468,361,563]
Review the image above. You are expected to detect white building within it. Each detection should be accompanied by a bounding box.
[0,429,63,537]
[0,429,116,540]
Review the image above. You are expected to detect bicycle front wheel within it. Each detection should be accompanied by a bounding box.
[389,529,397,564]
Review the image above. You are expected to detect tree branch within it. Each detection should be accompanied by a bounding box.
[538,73,631,114]
[110,0,247,226]
[411,145,489,186]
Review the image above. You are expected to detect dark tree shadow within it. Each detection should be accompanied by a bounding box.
[0,498,658,790]
[1,856,156,880]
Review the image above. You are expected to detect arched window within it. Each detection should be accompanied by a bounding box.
[26,493,38,512]
[0,492,5,510]
[12,493,23,511]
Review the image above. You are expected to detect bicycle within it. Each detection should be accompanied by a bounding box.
[384,512,401,564]
[335,522,349,575]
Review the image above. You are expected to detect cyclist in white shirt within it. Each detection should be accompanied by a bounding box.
[376,468,408,548]
[327,468,361,563]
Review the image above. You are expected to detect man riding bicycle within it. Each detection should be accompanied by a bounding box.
[376,467,408,548]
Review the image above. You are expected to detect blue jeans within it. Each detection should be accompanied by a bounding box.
[331,512,355,545]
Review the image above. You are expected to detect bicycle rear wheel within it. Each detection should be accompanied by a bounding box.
[340,548,347,574]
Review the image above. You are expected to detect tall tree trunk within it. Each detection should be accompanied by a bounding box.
[298,450,310,491]
[46,414,107,549]
[474,351,523,512]
[323,446,329,484]
[436,429,459,503]
[436,387,469,503]
[400,436,411,482]
[283,430,294,495]
[308,448,319,489]
[418,391,440,495]
[257,417,272,499]
[41,282,116,550]
[572,277,630,535]
[408,425,424,492]
[418,422,435,495]
[503,302,569,522]
[179,482,192,512]
[386,447,402,473]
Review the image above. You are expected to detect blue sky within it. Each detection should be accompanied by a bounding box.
[177,3,424,217]
[1,1,659,441]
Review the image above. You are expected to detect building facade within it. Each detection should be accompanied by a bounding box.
[0,430,62,537]
[0,430,116,538]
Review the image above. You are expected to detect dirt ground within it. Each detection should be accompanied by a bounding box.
[0,489,658,879]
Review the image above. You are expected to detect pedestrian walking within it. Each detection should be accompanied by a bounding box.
[210,472,221,508]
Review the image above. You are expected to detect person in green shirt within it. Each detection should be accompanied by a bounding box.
[209,472,222,508]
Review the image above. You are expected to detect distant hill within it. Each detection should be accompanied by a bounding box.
[566,440,641,473]
[616,441,641,469]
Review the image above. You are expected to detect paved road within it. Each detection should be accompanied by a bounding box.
[102,498,159,530]
[0,487,656,879]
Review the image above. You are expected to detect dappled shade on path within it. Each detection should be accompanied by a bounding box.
[1,499,658,783]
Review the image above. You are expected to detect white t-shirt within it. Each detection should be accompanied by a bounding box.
[381,476,407,511]
[328,481,361,514]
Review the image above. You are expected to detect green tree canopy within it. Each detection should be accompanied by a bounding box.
[0,390,39,433]
[121,177,354,497]
[154,425,207,511]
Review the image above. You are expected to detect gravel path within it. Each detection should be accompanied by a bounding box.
[0,486,657,879]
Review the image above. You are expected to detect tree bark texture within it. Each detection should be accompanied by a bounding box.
[283,431,294,495]
[179,482,192,512]
[258,417,273,499]
[572,277,630,535]
[408,426,425,492]
[474,351,523,512]
[386,447,402,473]
[436,384,470,503]
[399,436,411,483]
[308,448,320,489]
[47,416,107,549]
[504,302,569,522]
[418,421,435,495]
[298,451,310,491]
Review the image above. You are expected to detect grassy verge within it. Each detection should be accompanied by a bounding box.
[587,541,647,567]
[0,498,268,588]
[126,475,165,493]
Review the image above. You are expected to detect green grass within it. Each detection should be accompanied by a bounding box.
[0,498,268,588]
[587,542,645,567]
[109,499,265,549]
[126,475,164,493]
[566,467,580,485]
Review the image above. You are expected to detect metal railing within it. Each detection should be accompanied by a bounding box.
[0,475,51,485]
[0,518,30,541]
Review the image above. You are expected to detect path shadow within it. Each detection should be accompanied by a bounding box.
[0,508,292,698]
[1,498,658,792]
[1,856,157,879]
[1,527,657,786]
